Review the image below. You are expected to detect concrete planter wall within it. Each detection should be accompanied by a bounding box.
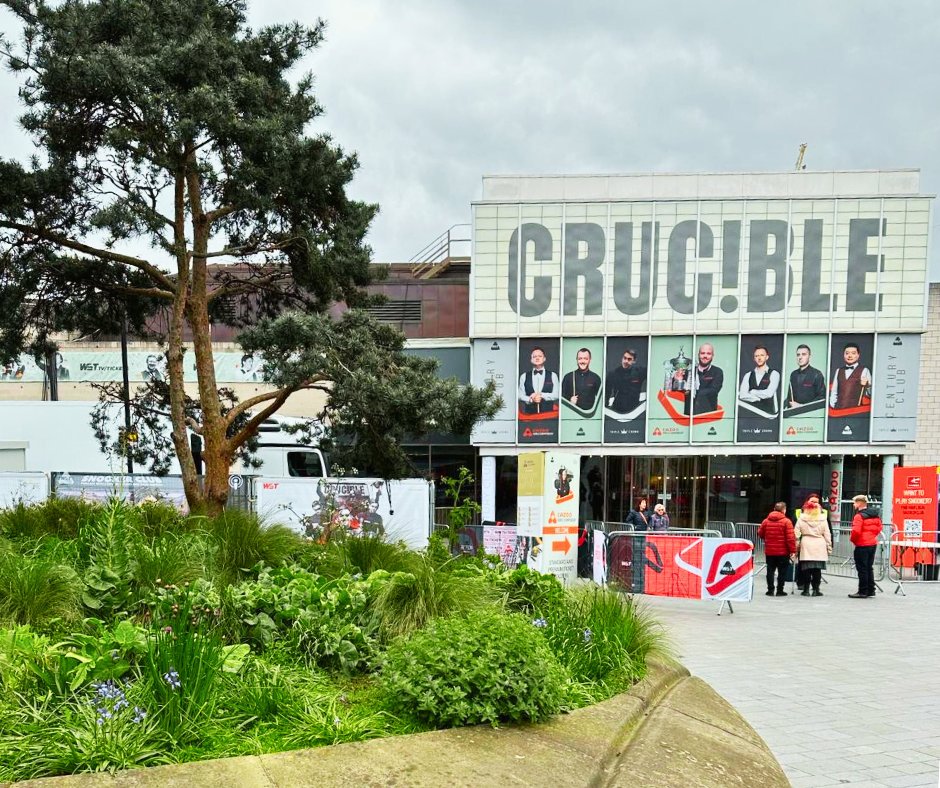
[8,660,788,788]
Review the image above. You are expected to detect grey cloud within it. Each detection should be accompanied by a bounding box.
[3,0,939,278]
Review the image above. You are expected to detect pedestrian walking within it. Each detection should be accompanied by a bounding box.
[849,494,882,598]
[794,494,831,596]
[758,502,796,596]
[649,503,670,531]
[627,498,650,531]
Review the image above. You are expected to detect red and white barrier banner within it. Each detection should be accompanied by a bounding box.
[641,535,754,602]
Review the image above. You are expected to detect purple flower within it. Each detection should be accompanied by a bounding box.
[162,668,181,690]
[532,617,547,628]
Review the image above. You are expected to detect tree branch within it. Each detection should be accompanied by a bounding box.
[95,283,176,301]
[225,375,332,425]
[227,388,295,453]
[207,269,291,302]
[0,220,177,293]
[205,204,237,225]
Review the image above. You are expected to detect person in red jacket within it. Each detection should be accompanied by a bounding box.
[758,502,797,596]
[849,494,882,598]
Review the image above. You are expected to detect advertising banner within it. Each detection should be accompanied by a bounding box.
[632,534,754,602]
[0,472,49,508]
[517,338,561,444]
[470,339,517,443]
[892,466,938,542]
[827,334,874,442]
[782,334,829,443]
[530,451,579,583]
[647,336,737,444]
[254,477,431,550]
[516,452,544,537]
[559,337,604,443]
[603,337,649,444]
[736,334,784,442]
[872,334,921,442]
[647,336,693,443]
[690,335,737,443]
[1,351,270,384]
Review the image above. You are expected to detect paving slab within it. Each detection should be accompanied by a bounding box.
[642,575,940,788]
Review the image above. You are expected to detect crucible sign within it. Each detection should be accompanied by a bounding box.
[471,197,930,337]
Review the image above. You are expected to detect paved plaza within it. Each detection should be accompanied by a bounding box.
[643,575,940,787]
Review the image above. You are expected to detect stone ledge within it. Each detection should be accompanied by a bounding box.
[7,660,788,788]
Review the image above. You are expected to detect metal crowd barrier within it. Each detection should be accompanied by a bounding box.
[734,523,764,567]
[705,520,736,539]
[732,520,890,590]
[823,525,887,584]
[887,525,940,596]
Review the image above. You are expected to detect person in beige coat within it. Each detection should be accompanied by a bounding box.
[793,494,832,597]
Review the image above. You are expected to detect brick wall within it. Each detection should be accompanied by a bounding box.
[902,282,940,466]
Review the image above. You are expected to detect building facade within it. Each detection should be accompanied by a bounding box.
[468,171,934,528]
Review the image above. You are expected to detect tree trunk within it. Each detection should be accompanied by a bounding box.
[168,164,205,512]
[201,446,230,516]
[186,154,230,515]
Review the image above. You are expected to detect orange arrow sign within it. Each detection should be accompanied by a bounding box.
[552,537,572,554]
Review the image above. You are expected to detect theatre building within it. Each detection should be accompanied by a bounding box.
[468,170,933,528]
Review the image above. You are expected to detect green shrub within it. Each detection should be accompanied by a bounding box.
[127,500,191,537]
[0,498,96,541]
[215,656,313,726]
[202,510,301,585]
[141,588,225,743]
[1,619,148,698]
[542,587,669,694]
[75,501,142,616]
[0,685,173,781]
[131,532,211,591]
[318,534,417,578]
[494,564,566,617]
[225,565,378,672]
[0,553,82,627]
[371,554,498,642]
[381,609,568,727]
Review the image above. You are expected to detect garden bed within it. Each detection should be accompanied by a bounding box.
[0,499,667,781]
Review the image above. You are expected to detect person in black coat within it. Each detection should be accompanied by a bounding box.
[627,498,650,531]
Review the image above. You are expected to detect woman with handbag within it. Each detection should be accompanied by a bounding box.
[794,494,832,596]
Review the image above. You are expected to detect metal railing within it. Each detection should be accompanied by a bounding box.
[705,520,736,539]
[409,224,471,278]
[887,526,940,595]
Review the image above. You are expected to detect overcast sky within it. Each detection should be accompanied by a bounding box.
[3,1,940,278]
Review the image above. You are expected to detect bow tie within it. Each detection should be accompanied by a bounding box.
[844,364,857,370]
[533,370,543,376]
